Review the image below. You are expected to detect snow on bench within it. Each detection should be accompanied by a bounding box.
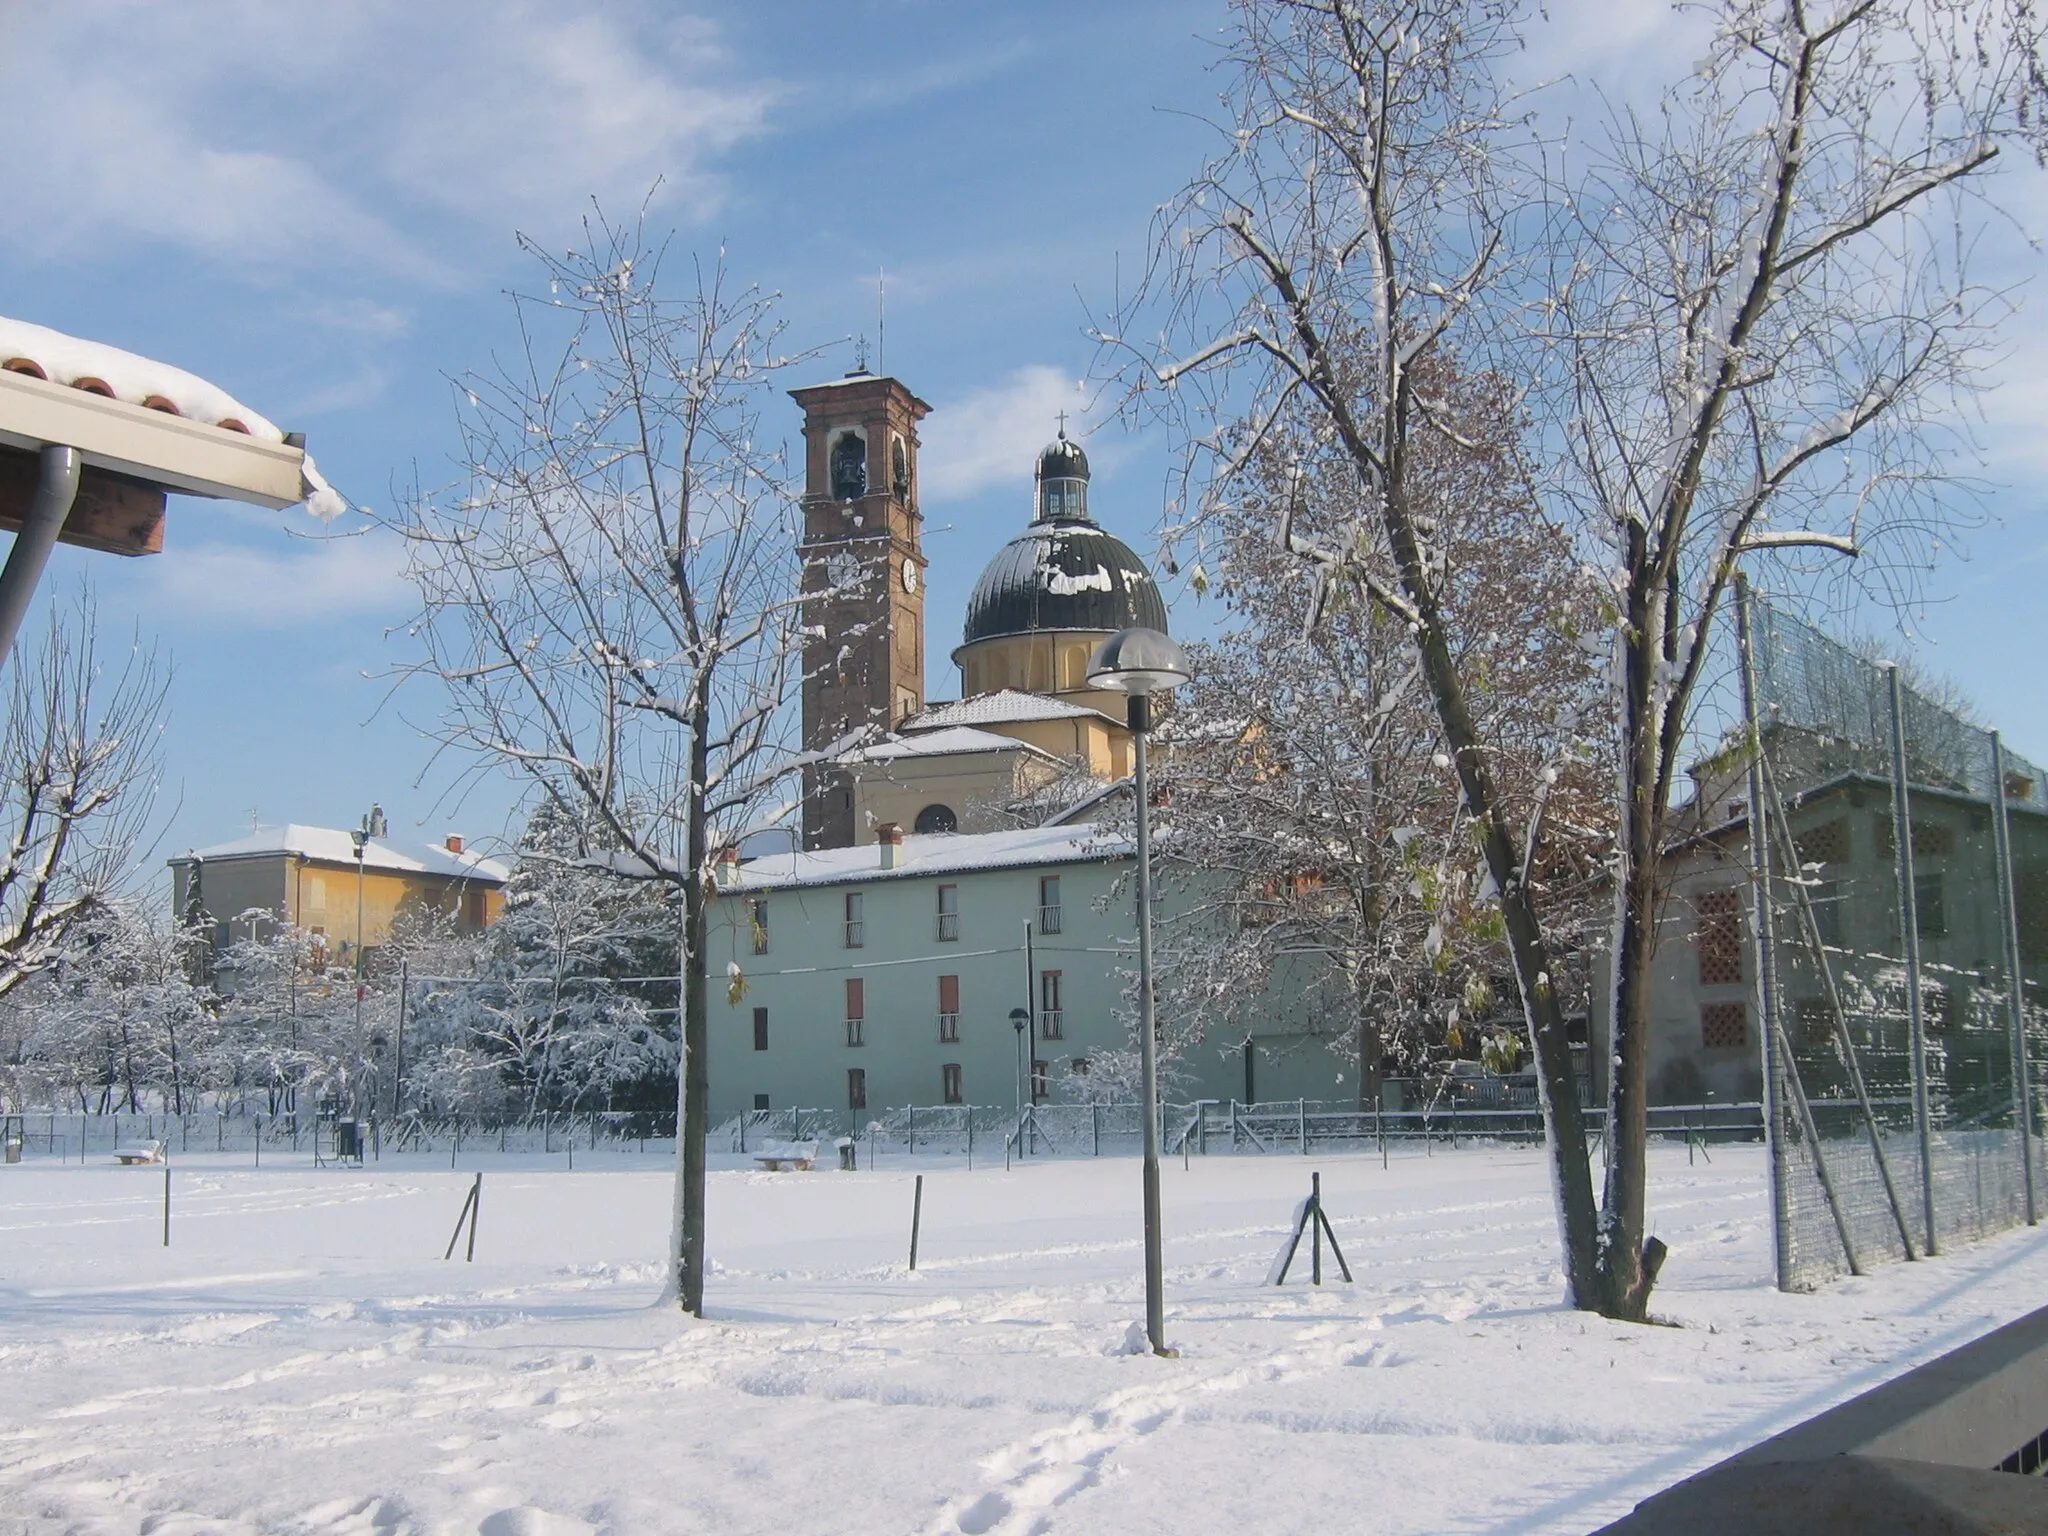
[113,1140,165,1165]
[753,1141,819,1172]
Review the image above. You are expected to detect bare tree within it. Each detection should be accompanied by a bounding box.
[1108,0,2046,1317]
[395,214,805,1315]
[0,588,167,999]
[1150,374,1610,1104]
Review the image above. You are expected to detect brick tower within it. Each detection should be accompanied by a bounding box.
[789,371,932,850]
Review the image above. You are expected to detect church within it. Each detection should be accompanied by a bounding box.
[788,368,1167,847]
[701,371,1354,1123]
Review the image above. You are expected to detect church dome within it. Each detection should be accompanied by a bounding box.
[960,430,1168,647]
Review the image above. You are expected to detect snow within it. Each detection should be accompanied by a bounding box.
[846,726,1048,763]
[904,691,1116,731]
[1043,564,1114,597]
[0,315,346,521]
[5,1142,2048,1534]
[729,822,1128,891]
[175,824,510,883]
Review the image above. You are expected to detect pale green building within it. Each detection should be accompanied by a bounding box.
[708,822,1350,1121]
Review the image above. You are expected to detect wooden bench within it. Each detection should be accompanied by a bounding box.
[113,1140,165,1165]
[753,1141,819,1172]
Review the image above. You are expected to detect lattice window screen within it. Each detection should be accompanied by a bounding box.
[1701,1001,1748,1050]
[1696,889,1744,986]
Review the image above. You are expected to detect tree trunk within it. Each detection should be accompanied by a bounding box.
[674,686,713,1316]
[1381,487,1601,1306]
[1592,585,1667,1319]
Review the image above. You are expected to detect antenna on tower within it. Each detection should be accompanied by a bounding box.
[877,268,886,374]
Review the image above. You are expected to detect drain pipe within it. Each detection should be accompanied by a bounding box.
[0,444,81,670]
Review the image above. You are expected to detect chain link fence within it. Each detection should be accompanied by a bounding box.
[1742,589,2047,1289]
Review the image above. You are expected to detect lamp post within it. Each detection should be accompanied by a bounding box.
[1010,1007,1029,1130]
[350,804,386,1106]
[1086,626,1189,1359]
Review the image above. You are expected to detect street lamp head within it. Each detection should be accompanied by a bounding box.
[1009,1007,1029,1034]
[1085,627,1189,698]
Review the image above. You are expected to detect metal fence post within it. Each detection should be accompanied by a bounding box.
[1889,664,1939,1256]
[1991,730,2038,1225]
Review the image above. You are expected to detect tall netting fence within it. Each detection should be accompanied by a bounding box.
[1744,592,2048,1289]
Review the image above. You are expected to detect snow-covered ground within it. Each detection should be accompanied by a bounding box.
[4,1142,2046,1535]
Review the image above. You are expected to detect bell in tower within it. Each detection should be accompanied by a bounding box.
[789,369,933,850]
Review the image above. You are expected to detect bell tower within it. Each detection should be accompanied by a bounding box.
[790,371,932,850]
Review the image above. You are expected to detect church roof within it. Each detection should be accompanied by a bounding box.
[843,725,1056,763]
[957,425,1168,652]
[902,690,1118,732]
[959,520,1168,650]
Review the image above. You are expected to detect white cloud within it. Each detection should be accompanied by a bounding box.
[147,528,410,629]
[919,365,1107,502]
[0,1,773,282]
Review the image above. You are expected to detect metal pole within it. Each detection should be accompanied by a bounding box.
[908,1173,923,1271]
[394,956,408,1121]
[1887,664,1939,1255]
[1991,731,2037,1225]
[0,444,80,671]
[1736,578,1796,1288]
[1132,695,1169,1356]
[1024,920,1038,1154]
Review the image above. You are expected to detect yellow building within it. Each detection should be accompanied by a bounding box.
[168,824,508,959]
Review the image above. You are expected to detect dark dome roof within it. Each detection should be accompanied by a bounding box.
[959,521,1168,649]
[1036,432,1090,488]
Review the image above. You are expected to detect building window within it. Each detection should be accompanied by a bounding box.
[938,974,960,1043]
[844,890,865,948]
[942,1063,963,1105]
[753,1093,770,1112]
[936,883,959,942]
[1809,879,1844,948]
[1039,969,1064,1040]
[1915,871,1947,939]
[1031,1059,1050,1102]
[1700,1001,1748,1050]
[1793,997,1834,1049]
[749,898,770,955]
[847,1068,866,1111]
[1792,818,1852,867]
[1038,875,1062,935]
[1695,890,1743,986]
[915,803,958,835]
[752,1006,769,1052]
[845,977,865,1047]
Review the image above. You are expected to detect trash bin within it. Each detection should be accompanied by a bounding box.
[334,1119,362,1162]
[836,1136,856,1172]
[3,1137,20,1165]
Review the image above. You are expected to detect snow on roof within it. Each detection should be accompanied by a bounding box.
[171,824,509,883]
[845,725,1048,763]
[724,823,1130,892]
[903,690,1117,731]
[0,315,344,520]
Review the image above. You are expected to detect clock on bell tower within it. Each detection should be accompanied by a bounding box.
[790,370,932,850]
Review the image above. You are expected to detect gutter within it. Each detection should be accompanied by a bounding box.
[0,444,79,668]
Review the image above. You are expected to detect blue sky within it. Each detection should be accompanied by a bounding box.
[1,0,2043,885]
